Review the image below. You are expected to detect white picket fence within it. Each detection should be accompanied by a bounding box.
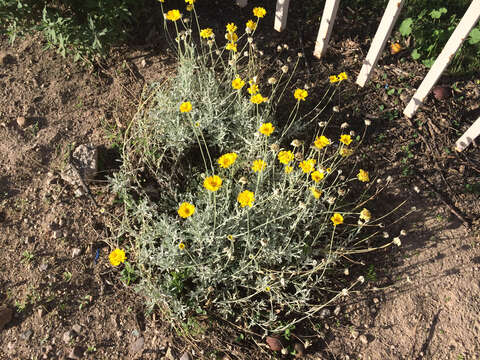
[237,0,480,151]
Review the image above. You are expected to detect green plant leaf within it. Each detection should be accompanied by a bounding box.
[422,58,435,68]
[399,18,413,36]
[411,48,421,60]
[429,8,447,19]
[468,28,480,44]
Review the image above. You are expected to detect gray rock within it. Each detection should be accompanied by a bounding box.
[20,329,33,341]
[63,330,74,344]
[71,248,81,258]
[179,352,191,360]
[359,334,368,344]
[72,324,82,334]
[129,336,144,356]
[16,116,27,128]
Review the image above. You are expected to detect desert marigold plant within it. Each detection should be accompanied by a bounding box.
[108,2,397,334]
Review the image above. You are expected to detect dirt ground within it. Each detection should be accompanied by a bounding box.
[1,2,480,359]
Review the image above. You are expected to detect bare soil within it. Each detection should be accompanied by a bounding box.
[1,2,480,359]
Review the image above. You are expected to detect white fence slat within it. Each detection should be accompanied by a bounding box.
[404,0,480,118]
[236,0,248,8]
[313,0,341,58]
[274,0,291,32]
[456,116,480,152]
[356,0,405,87]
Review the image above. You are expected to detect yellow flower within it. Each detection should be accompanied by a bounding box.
[158,0,164,2]
[217,152,238,168]
[390,42,402,55]
[265,286,271,292]
[314,135,331,149]
[252,159,266,173]
[359,208,371,222]
[311,170,324,182]
[165,9,181,21]
[339,147,354,157]
[247,84,259,94]
[178,242,186,250]
[294,88,308,101]
[329,75,339,83]
[232,77,245,90]
[179,101,192,113]
[258,123,274,136]
[250,94,267,104]
[285,166,293,174]
[253,7,266,18]
[178,202,195,218]
[109,248,126,266]
[203,175,223,191]
[237,190,255,208]
[278,150,294,164]
[200,28,213,39]
[339,134,352,145]
[185,0,195,4]
[337,72,348,81]
[225,32,238,42]
[331,213,344,226]
[226,23,237,33]
[226,42,237,52]
[246,19,257,31]
[309,186,322,199]
[186,4,193,11]
[357,169,370,182]
[299,159,316,173]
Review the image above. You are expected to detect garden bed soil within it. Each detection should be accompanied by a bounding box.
[1,1,480,359]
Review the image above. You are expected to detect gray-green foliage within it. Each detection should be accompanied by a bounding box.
[110,11,394,333]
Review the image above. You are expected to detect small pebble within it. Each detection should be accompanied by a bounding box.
[334,305,341,316]
[71,248,81,258]
[129,336,145,356]
[180,352,191,360]
[16,116,27,128]
[72,324,82,334]
[20,329,33,341]
[63,330,74,344]
[359,334,369,344]
[266,336,283,351]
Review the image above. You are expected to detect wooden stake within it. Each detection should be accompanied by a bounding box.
[404,0,480,118]
[313,0,340,58]
[236,0,248,8]
[274,0,291,32]
[356,0,405,87]
[456,116,480,152]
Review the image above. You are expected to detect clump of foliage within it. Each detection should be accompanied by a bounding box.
[0,0,143,61]
[109,2,400,333]
[397,0,480,72]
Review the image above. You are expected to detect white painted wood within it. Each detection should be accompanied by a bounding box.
[236,0,248,8]
[313,0,341,58]
[274,0,291,32]
[356,0,405,87]
[456,116,480,151]
[404,0,480,118]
